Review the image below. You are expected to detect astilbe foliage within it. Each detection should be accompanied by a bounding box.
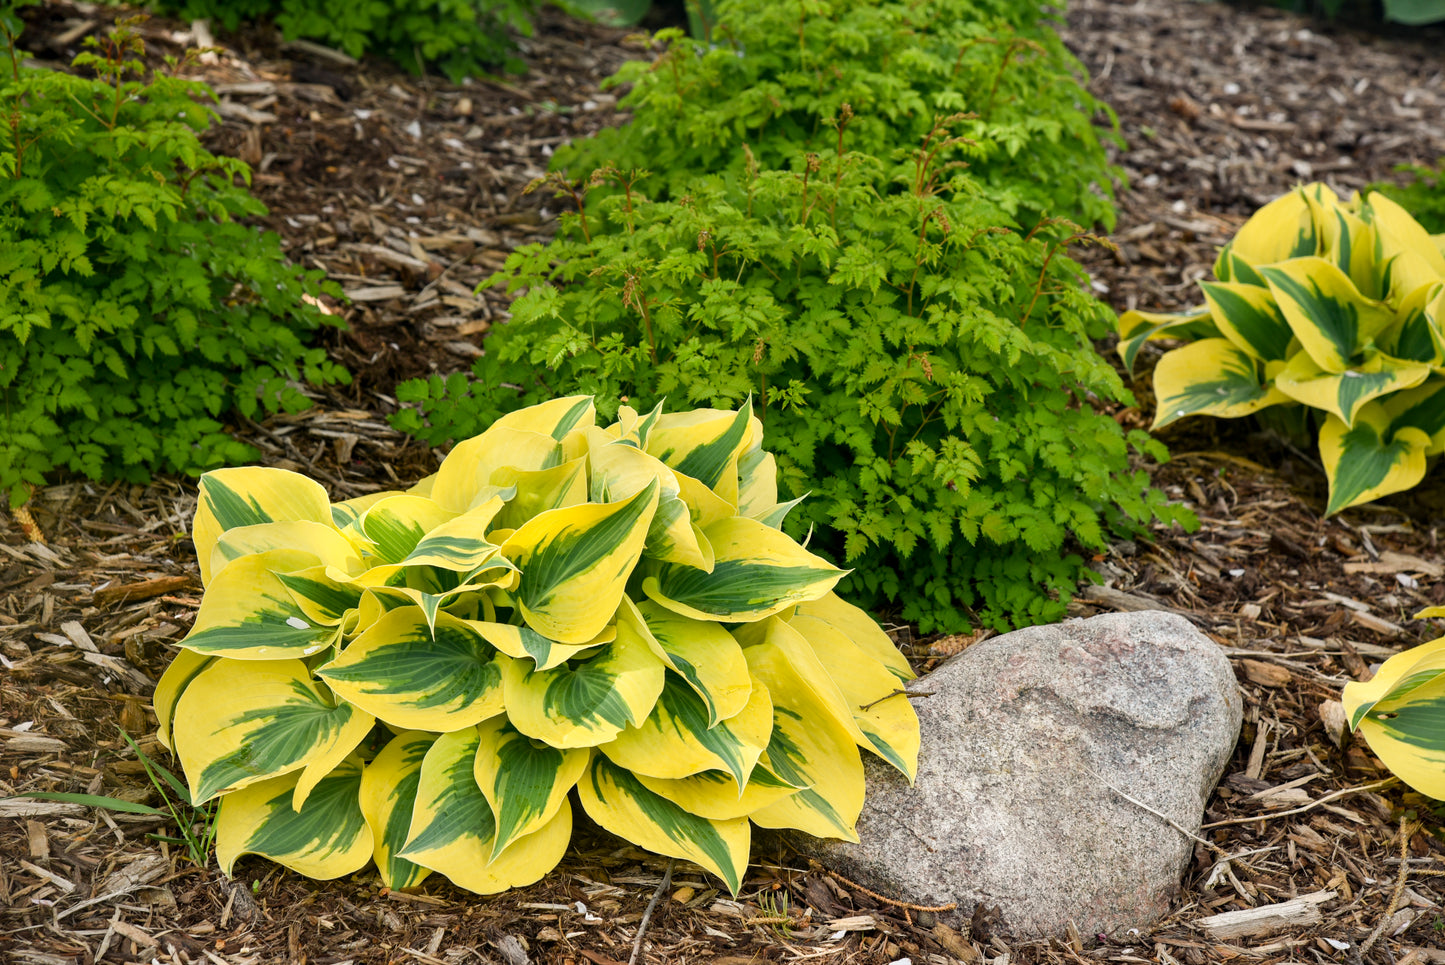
[151,0,539,79]
[0,17,347,505]
[393,116,1193,633]
[556,0,1124,230]
[160,396,919,894]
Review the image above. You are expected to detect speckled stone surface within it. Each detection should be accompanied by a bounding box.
[794,610,1242,939]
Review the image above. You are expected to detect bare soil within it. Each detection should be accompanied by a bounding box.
[5,1,1445,963]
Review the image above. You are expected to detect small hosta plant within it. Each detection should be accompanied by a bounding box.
[1121,182,1445,514]
[1341,603,1445,800]
[157,396,919,894]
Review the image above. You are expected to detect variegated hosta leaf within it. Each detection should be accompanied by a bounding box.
[1318,404,1431,515]
[358,731,435,889]
[645,400,755,507]
[1150,339,1288,430]
[500,480,660,645]
[473,716,589,859]
[1382,377,1445,455]
[577,753,749,894]
[1227,185,1322,268]
[792,591,915,683]
[641,516,845,623]
[212,520,365,582]
[1364,190,1445,280]
[787,614,920,781]
[400,494,507,570]
[491,394,597,441]
[736,449,777,518]
[361,495,457,564]
[1115,306,1220,375]
[1260,258,1396,373]
[331,490,396,535]
[317,608,507,732]
[153,649,217,751]
[215,754,372,879]
[1341,636,1445,799]
[1213,243,1266,288]
[192,467,332,586]
[635,598,753,726]
[276,566,364,627]
[1306,187,1378,297]
[600,672,772,785]
[1274,349,1431,427]
[357,562,517,637]
[502,616,666,748]
[674,471,737,530]
[743,637,866,842]
[182,549,339,660]
[733,618,868,746]
[1198,281,1293,361]
[1381,283,1445,364]
[469,619,614,672]
[174,658,374,806]
[431,426,563,514]
[612,400,664,449]
[587,427,712,572]
[493,459,589,531]
[636,764,801,821]
[399,728,572,895]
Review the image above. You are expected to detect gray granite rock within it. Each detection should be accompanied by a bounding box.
[795,610,1241,939]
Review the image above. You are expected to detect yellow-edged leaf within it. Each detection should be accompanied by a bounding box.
[1382,377,1445,456]
[645,400,754,507]
[1365,190,1445,279]
[1198,282,1294,361]
[317,608,507,732]
[1150,338,1289,429]
[153,648,217,751]
[1274,349,1431,427]
[1228,185,1321,267]
[431,427,562,514]
[1318,403,1431,515]
[500,481,660,644]
[641,516,845,623]
[473,715,589,859]
[181,549,339,660]
[587,427,712,572]
[600,672,772,785]
[493,458,589,531]
[1260,257,1396,372]
[792,591,915,683]
[1341,636,1445,799]
[577,753,749,894]
[360,495,457,564]
[1115,306,1220,375]
[636,765,801,821]
[215,754,372,879]
[787,613,919,781]
[743,636,865,842]
[400,727,572,895]
[193,468,332,586]
[634,598,752,725]
[502,613,666,748]
[358,730,435,889]
[175,658,374,806]
[211,520,364,582]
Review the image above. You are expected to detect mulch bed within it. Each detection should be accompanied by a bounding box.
[5,1,1445,963]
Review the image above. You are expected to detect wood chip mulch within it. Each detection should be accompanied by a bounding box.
[5,1,1445,963]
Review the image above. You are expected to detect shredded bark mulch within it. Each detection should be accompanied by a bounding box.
[5,1,1445,963]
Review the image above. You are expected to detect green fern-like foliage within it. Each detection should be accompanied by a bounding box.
[556,0,1123,230]
[393,132,1193,633]
[151,0,540,79]
[0,18,347,506]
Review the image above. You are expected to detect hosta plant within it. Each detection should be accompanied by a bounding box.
[1121,182,1445,514]
[156,396,919,894]
[1341,603,1445,800]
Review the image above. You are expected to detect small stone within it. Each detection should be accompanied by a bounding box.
[793,611,1241,939]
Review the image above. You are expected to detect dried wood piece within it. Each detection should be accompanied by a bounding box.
[1079,585,1209,625]
[1342,551,1445,578]
[1195,890,1335,939]
[93,574,192,606]
[345,284,408,302]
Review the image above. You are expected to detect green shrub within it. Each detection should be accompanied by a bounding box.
[0,17,347,506]
[555,0,1123,230]
[393,122,1192,633]
[160,397,918,893]
[1374,159,1445,235]
[152,0,540,79]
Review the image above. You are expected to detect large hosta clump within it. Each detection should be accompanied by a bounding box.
[158,396,919,894]
[1121,183,1445,514]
